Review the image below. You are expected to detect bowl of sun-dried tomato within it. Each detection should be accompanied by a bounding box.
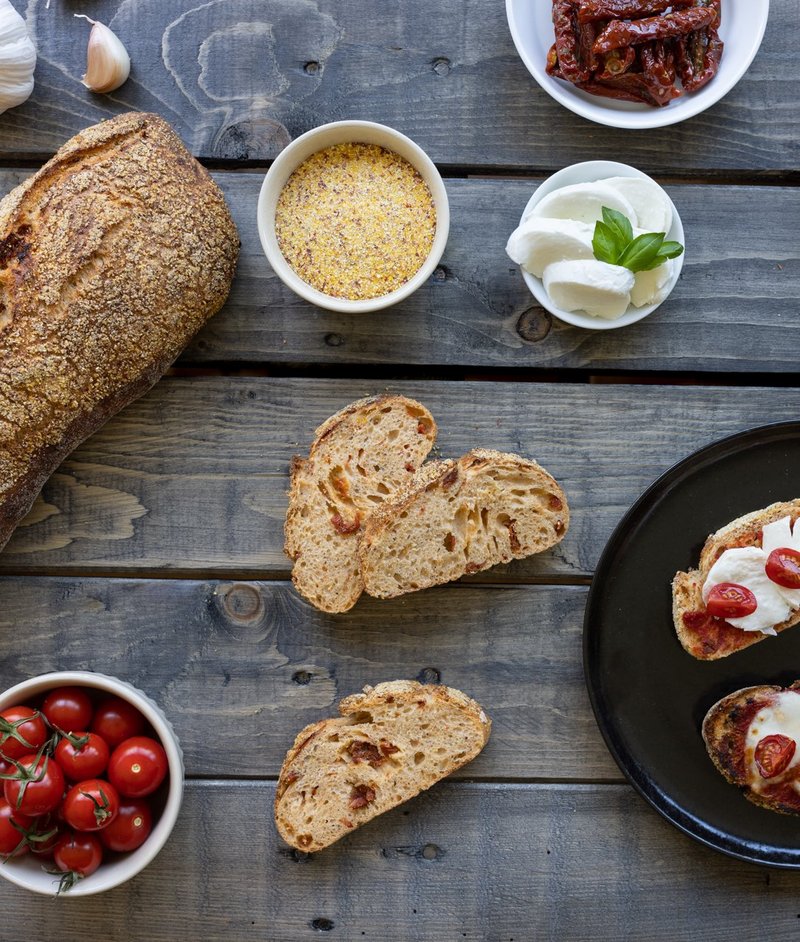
[506,0,769,129]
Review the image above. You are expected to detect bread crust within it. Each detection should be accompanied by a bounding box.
[703,681,800,815]
[672,499,800,660]
[0,112,239,552]
[274,680,491,851]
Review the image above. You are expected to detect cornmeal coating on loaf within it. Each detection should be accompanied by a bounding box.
[0,112,239,551]
[275,680,491,852]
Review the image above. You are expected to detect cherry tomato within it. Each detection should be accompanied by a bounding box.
[765,547,800,590]
[755,734,796,779]
[3,753,64,816]
[706,582,758,619]
[0,706,48,762]
[55,733,109,782]
[27,813,61,858]
[100,798,152,852]
[42,687,93,733]
[91,698,145,750]
[0,798,32,857]
[53,830,102,884]
[108,737,168,798]
[62,779,119,832]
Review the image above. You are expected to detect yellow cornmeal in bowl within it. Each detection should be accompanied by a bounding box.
[275,143,437,301]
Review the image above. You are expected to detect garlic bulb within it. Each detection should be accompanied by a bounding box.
[0,0,36,115]
[75,15,130,94]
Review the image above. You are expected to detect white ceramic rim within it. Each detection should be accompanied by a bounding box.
[257,120,450,313]
[505,0,770,130]
[517,160,685,330]
[0,670,184,897]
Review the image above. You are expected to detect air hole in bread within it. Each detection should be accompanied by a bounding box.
[400,511,408,520]
[328,734,340,742]
[350,711,373,724]
[414,751,425,765]
[480,507,489,529]
[388,428,399,441]
[376,482,390,495]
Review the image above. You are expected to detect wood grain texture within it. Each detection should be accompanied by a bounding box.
[3,0,797,171]
[0,578,616,779]
[8,780,800,942]
[1,378,799,574]
[189,176,800,372]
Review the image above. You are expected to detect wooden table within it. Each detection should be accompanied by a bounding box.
[1,1,798,938]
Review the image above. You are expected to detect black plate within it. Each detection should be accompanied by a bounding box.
[584,421,800,868]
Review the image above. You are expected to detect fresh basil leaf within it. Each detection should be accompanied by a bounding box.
[601,206,633,246]
[592,220,621,264]
[618,232,665,273]
[657,241,684,259]
[634,255,673,272]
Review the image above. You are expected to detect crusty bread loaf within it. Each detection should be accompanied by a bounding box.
[359,449,569,598]
[0,112,239,553]
[672,499,800,660]
[275,680,491,852]
[284,396,436,612]
[703,681,800,815]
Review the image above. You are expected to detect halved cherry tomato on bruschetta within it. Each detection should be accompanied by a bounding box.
[755,734,796,779]
[706,582,758,619]
[765,547,800,590]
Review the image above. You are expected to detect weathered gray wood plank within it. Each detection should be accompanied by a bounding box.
[0,578,616,780]
[4,0,798,172]
[7,781,798,942]
[190,175,800,372]
[0,378,798,574]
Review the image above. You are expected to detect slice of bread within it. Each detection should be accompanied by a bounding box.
[672,499,800,660]
[703,681,800,815]
[284,396,436,613]
[274,680,491,852]
[358,449,569,599]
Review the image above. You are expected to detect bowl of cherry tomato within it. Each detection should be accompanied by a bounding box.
[0,671,183,896]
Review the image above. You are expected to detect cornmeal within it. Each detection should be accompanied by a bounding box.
[275,143,437,300]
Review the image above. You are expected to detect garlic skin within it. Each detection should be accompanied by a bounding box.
[76,16,130,94]
[0,0,36,115]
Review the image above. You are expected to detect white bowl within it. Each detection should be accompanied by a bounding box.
[0,671,184,897]
[516,160,685,330]
[257,120,450,313]
[506,0,769,129]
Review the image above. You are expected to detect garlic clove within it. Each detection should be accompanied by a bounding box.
[75,16,130,94]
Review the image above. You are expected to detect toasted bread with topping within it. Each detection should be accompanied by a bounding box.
[359,449,569,599]
[672,499,800,660]
[284,396,436,613]
[703,681,800,815]
[274,680,491,852]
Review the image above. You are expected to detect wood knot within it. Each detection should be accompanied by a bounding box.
[417,667,441,684]
[221,584,263,623]
[214,117,291,160]
[311,918,334,931]
[292,670,313,686]
[324,332,344,347]
[304,60,321,74]
[422,843,441,860]
[516,306,552,342]
[432,265,448,283]
[431,57,451,75]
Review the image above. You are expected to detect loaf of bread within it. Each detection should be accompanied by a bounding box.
[703,681,800,815]
[0,112,239,553]
[284,396,437,612]
[360,449,569,598]
[275,680,491,852]
[672,499,800,659]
